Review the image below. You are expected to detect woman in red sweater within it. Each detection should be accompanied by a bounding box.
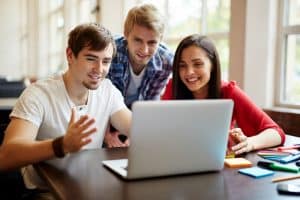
[162,34,285,155]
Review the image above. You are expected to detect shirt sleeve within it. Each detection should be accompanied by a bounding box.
[222,81,285,145]
[142,45,173,100]
[145,69,172,100]
[10,85,44,128]
[108,80,127,116]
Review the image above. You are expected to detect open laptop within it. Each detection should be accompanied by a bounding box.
[102,99,233,180]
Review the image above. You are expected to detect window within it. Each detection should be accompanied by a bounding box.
[48,0,65,75]
[46,0,100,75]
[77,0,100,23]
[276,0,300,107]
[137,0,231,80]
[25,0,101,78]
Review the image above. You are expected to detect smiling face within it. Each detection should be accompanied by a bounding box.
[125,24,161,73]
[67,43,114,90]
[178,45,212,98]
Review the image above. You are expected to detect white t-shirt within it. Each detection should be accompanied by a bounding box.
[126,65,146,106]
[10,74,126,188]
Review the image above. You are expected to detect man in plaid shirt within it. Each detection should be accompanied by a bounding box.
[105,4,173,147]
[108,4,173,109]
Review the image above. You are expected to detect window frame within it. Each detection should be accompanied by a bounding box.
[275,0,300,109]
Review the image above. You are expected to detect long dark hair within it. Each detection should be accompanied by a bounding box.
[172,34,221,99]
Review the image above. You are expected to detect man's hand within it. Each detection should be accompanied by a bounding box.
[63,108,97,153]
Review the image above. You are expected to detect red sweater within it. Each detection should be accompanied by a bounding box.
[162,79,285,145]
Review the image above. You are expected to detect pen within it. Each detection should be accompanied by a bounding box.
[272,174,300,183]
[257,161,299,173]
[277,145,300,151]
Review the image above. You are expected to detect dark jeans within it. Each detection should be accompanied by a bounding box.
[0,170,56,200]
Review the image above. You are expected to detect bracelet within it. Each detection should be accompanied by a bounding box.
[52,136,65,158]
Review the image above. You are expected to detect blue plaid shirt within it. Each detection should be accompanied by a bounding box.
[108,36,173,108]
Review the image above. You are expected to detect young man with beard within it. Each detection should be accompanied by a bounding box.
[0,23,131,199]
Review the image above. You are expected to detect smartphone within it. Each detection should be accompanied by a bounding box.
[75,105,88,120]
[277,183,300,195]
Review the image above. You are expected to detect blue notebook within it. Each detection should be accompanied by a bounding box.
[279,154,300,164]
[238,167,275,178]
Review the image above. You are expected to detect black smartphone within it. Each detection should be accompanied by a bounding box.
[277,183,300,195]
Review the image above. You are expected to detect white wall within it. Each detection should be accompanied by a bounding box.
[243,0,278,107]
[0,0,22,79]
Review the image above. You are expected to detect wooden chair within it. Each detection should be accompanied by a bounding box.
[264,108,300,137]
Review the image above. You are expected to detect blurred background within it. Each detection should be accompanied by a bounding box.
[0,0,299,109]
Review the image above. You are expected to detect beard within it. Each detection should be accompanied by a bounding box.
[82,78,104,90]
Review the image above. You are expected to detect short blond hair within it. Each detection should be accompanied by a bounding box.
[124,4,165,37]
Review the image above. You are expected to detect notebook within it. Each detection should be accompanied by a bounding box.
[102,99,234,180]
[238,167,275,178]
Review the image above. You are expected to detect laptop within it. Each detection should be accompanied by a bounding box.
[102,99,233,180]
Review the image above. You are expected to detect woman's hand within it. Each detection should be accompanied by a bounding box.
[104,127,129,148]
[229,128,255,155]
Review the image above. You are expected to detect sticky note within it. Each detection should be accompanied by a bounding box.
[279,154,300,164]
[224,158,252,168]
[238,167,275,178]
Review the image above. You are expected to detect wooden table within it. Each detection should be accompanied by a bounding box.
[35,136,300,200]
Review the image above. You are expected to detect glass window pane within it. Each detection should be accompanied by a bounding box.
[207,0,230,33]
[90,0,99,22]
[164,37,183,53]
[77,0,99,23]
[287,0,300,26]
[167,0,202,38]
[213,38,229,81]
[50,0,63,11]
[283,34,300,104]
[50,54,64,74]
[49,8,64,74]
[49,13,64,52]
[79,0,92,23]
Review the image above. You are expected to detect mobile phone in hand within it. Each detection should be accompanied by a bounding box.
[277,183,300,195]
